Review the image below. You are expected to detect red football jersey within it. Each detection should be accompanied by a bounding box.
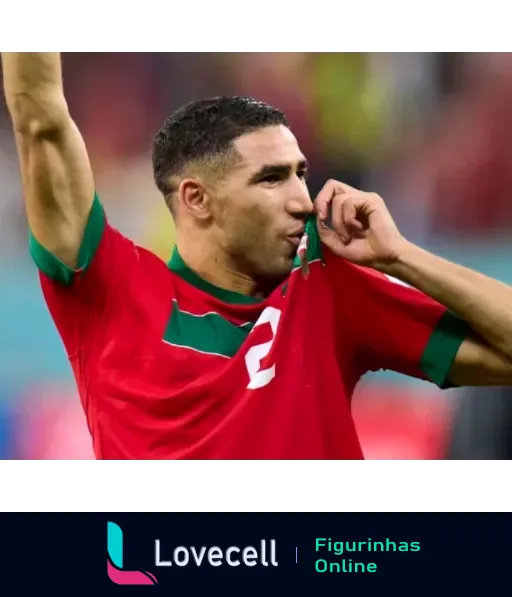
[30,194,469,459]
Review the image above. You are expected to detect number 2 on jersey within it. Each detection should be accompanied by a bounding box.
[245,307,281,390]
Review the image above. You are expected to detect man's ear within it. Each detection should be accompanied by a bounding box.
[178,178,213,221]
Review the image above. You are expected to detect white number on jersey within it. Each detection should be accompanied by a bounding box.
[245,307,281,390]
[384,481,489,504]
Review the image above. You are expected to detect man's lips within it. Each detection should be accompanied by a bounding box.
[285,226,305,246]
[285,235,302,247]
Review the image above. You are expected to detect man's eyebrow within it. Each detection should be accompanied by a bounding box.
[248,159,309,184]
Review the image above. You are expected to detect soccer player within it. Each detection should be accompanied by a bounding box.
[4,52,512,460]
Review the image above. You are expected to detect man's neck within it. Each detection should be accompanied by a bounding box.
[175,241,266,299]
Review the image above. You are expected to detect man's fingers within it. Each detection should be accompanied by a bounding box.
[336,181,359,194]
[330,195,350,243]
[314,182,336,222]
[314,179,362,222]
[342,199,363,234]
[343,197,365,238]
[316,215,340,248]
[332,194,368,242]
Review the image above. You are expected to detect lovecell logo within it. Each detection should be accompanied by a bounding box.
[107,522,158,585]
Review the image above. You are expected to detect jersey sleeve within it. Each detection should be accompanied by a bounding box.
[28,192,140,351]
[326,251,471,389]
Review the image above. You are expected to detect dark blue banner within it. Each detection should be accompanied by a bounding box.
[0,513,509,595]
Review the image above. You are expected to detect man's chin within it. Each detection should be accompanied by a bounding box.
[262,258,294,279]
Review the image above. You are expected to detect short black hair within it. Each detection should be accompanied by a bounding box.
[151,96,289,200]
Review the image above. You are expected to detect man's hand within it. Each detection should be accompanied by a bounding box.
[314,179,407,269]
[313,180,512,386]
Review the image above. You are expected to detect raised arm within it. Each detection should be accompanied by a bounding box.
[2,52,94,269]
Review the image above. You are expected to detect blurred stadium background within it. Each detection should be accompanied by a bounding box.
[1,52,512,459]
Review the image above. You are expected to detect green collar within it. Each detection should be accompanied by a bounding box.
[168,247,262,305]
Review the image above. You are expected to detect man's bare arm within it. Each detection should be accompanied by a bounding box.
[2,52,95,268]
[315,180,512,387]
[382,243,512,386]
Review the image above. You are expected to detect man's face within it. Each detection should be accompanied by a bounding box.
[211,125,314,280]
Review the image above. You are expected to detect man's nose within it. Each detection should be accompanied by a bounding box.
[286,187,314,216]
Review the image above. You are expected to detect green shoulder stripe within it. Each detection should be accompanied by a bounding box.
[29,193,106,285]
[420,310,470,389]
